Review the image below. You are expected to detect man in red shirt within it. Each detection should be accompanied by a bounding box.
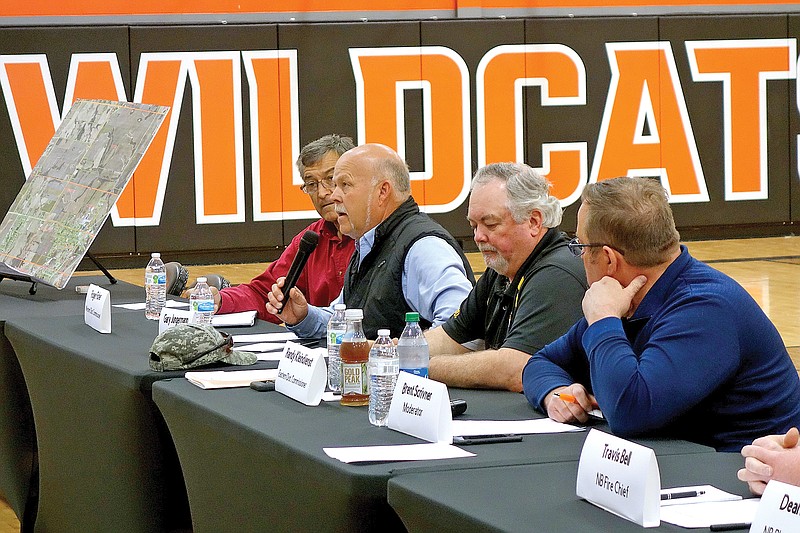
[178,134,356,324]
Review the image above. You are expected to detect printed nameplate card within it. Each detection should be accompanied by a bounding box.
[84,284,111,334]
[275,341,326,406]
[576,428,661,528]
[386,372,452,444]
[750,480,800,533]
[158,308,196,334]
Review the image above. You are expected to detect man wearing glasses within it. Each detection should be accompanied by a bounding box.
[425,162,587,392]
[208,134,356,324]
[523,176,800,451]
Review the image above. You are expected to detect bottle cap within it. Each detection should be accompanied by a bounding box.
[345,308,363,320]
[151,252,161,258]
[377,329,390,337]
[334,303,346,311]
[197,277,207,283]
[405,312,420,322]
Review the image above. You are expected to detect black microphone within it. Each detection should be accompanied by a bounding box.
[277,230,319,314]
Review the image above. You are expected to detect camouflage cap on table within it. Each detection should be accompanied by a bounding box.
[149,323,256,371]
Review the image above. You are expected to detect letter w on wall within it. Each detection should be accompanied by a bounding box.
[0,51,267,226]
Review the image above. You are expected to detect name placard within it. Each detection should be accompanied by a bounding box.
[386,372,452,443]
[159,308,196,334]
[84,284,111,334]
[275,341,326,406]
[576,429,661,528]
[750,480,800,533]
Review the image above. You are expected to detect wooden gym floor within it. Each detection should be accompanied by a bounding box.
[2,235,800,530]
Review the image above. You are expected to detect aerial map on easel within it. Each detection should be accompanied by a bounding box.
[0,99,168,289]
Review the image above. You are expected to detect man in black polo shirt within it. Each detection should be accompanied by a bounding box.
[427,162,587,392]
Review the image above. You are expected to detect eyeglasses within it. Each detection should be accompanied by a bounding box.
[300,178,335,195]
[567,237,625,257]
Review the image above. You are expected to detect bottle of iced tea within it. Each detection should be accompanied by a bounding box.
[340,308,369,406]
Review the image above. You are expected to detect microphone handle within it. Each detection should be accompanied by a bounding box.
[277,250,309,315]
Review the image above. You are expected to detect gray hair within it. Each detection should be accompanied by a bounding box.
[471,162,562,227]
[377,155,411,195]
[296,134,355,175]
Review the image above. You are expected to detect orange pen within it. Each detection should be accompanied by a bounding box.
[553,391,598,407]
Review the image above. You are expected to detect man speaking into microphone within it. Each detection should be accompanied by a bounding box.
[266,144,474,339]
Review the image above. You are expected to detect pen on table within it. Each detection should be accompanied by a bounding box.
[553,391,599,409]
[660,489,705,500]
[452,434,523,445]
[709,523,751,531]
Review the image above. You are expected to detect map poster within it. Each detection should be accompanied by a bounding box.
[0,99,168,289]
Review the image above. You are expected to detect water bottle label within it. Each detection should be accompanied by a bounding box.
[329,331,345,346]
[196,300,214,313]
[401,367,429,379]
[156,273,166,285]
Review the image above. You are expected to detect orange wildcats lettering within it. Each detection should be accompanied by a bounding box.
[0,55,60,177]
[0,53,125,178]
[0,51,248,227]
[591,42,708,203]
[477,44,587,206]
[687,39,796,200]
[242,50,304,221]
[118,54,185,226]
[188,52,244,224]
[350,46,471,212]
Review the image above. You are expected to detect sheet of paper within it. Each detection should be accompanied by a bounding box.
[233,332,298,343]
[211,311,257,327]
[185,369,278,389]
[236,342,287,353]
[113,299,187,310]
[660,497,759,528]
[452,418,584,436]
[323,443,476,463]
[660,485,742,507]
[256,352,285,362]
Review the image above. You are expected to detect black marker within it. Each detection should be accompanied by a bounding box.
[453,434,523,445]
[660,489,705,500]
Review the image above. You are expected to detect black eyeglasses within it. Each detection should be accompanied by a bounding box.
[300,178,335,195]
[567,237,625,257]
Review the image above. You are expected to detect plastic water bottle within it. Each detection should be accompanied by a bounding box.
[368,329,399,426]
[144,252,166,320]
[327,303,347,393]
[397,312,429,378]
[189,277,214,324]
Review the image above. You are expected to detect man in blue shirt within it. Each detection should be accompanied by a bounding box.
[522,176,800,452]
[267,143,474,339]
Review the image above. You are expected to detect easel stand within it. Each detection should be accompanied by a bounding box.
[0,252,116,295]
[86,252,117,285]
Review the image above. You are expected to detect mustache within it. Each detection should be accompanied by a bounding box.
[477,243,498,253]
[335,205,347,215]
